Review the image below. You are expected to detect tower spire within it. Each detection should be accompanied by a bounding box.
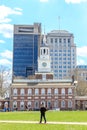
[43,25,46,44]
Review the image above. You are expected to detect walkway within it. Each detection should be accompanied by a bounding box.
[0,120,87,125]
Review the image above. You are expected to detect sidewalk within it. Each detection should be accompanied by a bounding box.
[0,120,87,125]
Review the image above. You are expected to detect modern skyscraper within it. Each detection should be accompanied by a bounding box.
[13,23,41,78]
[47,30,76,79]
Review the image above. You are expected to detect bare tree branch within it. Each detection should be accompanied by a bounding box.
[0,65,11,98]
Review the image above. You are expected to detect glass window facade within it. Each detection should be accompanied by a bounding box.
[13,34,39,77]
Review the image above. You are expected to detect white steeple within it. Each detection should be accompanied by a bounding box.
[38,32,51,73]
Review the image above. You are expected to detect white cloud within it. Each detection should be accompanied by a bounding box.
[77,46,87,57]
[40,0,48,2]
[77,46,87,65]
[0,24,13,38]
[0,59,12,66]
[0,5,22,23]
[0,40,5,43]
[65,0,87,4]
[14,7,23,11]
[0,5,22,38]
[0,50,12,60]
[77,59,86,65]
[0,50,12,66]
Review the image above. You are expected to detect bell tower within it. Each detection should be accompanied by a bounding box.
[38,34,51,73]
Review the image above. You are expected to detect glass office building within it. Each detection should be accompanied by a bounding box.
[13,23,41,78]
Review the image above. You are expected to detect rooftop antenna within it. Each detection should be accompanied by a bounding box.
[58,16,60,31]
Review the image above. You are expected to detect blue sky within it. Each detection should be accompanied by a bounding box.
[0,0,87,68]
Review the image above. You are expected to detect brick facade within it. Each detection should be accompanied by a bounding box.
[10,79,75,111]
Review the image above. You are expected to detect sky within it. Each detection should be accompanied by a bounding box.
[0,0,87,69]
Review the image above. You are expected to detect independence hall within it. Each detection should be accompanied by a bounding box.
[10,23,76,111]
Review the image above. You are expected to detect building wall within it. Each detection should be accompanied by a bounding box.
[13,23,41,77]
[47,30,76,79]
[75,65,87,81]
[35,74,53,79]
[10,81,75,111]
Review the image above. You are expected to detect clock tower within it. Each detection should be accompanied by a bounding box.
[38,34,51,73]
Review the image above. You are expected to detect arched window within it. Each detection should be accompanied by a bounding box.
[28,89,32,95]
[20,101,24,110]
[44,49,46,54]
[47,89,51,95]
[54,89,58,95]
[41,49,42,55]
[41,101,46,106]
[13,101,17,108]
[20,89,25,95]
[68,100,72,108]
[61,88,65,95]
[47,101,52,109]
[54,100,58,108]
[13,88,17,96]
[34,101,39,109]
[41,89,45,95]
[35,89,39,95]
[68,88,72,95]
[27,101,31,107]
[61,100,65,108]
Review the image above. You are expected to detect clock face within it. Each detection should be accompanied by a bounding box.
[42,62,47,67]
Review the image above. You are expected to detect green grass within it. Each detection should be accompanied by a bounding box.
[0,123,87,130]
[0,111,87,130]
[0,111,87,122]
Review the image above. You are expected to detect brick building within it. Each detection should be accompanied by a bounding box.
[10,79,75,111]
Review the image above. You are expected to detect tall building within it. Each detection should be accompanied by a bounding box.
[47,30,76,79]
[13,23,41,78]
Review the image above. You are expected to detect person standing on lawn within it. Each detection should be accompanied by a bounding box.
[39,102,47,124]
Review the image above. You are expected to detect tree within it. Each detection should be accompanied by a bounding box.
[76,80,87,96]
[0,65,11,98]
[73,68,87,96]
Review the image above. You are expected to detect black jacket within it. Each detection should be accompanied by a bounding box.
[40,107,46,114]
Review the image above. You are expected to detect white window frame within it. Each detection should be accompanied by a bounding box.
[47,88,51,95]
[13,88,17,96]
[54,88,58,95]
[41,89,45,95]
[68,100,72,108]
[20,101,24,110]
[35,89,39,95]
[61,88,65,95]
[13,101,17,108]
[28,89,32,95]
[61,100,65,108]
[20,89,25,96]
[68,88,72,95]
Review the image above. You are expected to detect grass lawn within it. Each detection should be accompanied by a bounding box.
[0,111,87,130]
[0,111,87,122]
[0,123,87,130]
